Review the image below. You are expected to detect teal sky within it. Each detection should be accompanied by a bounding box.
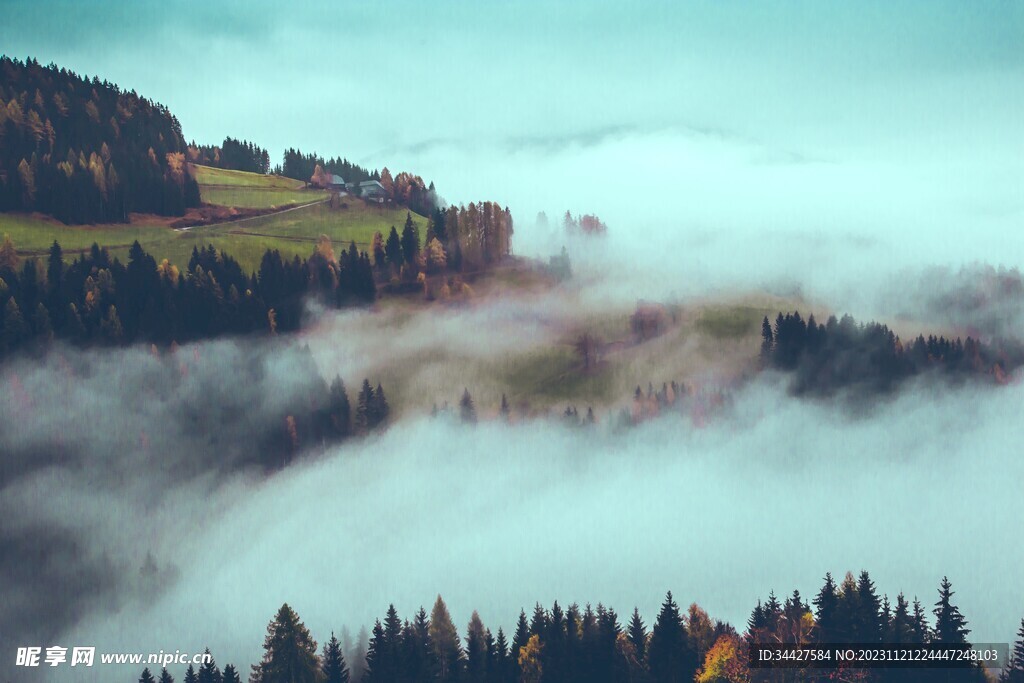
[2,0,1021,162]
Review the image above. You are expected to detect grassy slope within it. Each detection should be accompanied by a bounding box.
[0,165,425,272]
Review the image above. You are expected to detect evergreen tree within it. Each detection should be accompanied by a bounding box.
[401,213,420,266]
[813,572,840,643]
[403,607,436,683]
[220,665,240,683]
[933,577,970,645]
[1002,619,1024,683]
[856,570,884,643]
[139,668,157,683]
[460,388,477,424]
[372,382,389,427]
[322,632,350,683]
[385,227,403,269]
[196,649,220,683]
[760,315,774,358]
[328,376,352,437]
[911,597,930,643]
[158,669,175,683]
[356,379,375,433]
[627,607,648,666]
[647,591,698,683]
[511,610,531,681]
[252,603,320,683]
[465,611,488,683]
[2,297,28,352]
[184,665,197,683]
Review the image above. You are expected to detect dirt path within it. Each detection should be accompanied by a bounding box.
[173,198,330,233]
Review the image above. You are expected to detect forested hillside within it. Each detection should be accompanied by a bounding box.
[0,56,200,223]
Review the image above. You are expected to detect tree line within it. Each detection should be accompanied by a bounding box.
[188,137,271,175]
[0,234,375,361]
[135,573,1024,683]
[761,311,1021,395]
[279,149,380,187]
[0,56,201,223]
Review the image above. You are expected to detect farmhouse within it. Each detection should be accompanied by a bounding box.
[355,180,389,203]
[328,174,346,191]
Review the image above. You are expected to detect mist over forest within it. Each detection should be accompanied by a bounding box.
[1,2,1023,682]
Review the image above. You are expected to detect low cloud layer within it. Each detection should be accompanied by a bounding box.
[34,371,1024,681]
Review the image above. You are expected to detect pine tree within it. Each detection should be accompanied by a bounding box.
[760,315,774,358]
[139,668,157,683]
[933,577,970,644]
[184,665,197,683]
[196,650,219,683]
[328,376,351,437]
[401,213,420,266]
[372,382,389,427]
[385,226,403,269]
[856,570,884,643]
[2,297,28,352]
[511,609,530,680]
[465,611,488,683]
[911,597,930,643]
[813,572,839,643]
[647,591,698,683]
[221,664,240,683]
[252,603,320,683]
[403,607,435,683]
[158,668,175,683]
[322,632,350,683]
[627,607,648,665]
[356,379,375,433]
[460,388,476,424]
[1003,619,1024,683]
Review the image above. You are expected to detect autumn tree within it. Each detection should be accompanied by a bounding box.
[430,595,463,683]
[0,234,19,272]
[695,633,748,683]
[518,635,543,683]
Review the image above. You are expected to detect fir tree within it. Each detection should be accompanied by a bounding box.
[184,665,197,683]
[196,649,219,683]
[139,668,157,683]
[158,669,175,683]
[252,603,320,683]
[627,607,648,665]
[322,632,350,683]
[647,591,698,683]
[220,665,240,683]
[385,226,403,269]
[460,388,476,423]
[813,572,840,643]
[401,213,421,266]
[933,577,970,645]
